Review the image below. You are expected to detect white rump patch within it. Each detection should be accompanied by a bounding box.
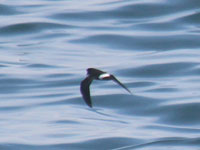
[99,73,110,79]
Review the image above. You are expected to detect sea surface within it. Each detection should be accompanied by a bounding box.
[1,0,200,149]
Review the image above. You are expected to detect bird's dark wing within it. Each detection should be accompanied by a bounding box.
[80,76,94,107]
[110,75,132,94]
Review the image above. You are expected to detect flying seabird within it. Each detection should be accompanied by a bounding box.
[80,68,132,107]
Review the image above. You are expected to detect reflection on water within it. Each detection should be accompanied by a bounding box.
[0,0,200,149]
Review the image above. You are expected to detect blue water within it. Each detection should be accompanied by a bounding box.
[1,0,200,149]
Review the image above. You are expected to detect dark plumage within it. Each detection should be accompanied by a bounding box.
[80,68,132,107]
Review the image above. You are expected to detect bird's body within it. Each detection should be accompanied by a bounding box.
[80,68,132,107]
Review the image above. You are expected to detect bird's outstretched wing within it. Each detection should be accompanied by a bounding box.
[80,76,94,107]
[110,75,132,94]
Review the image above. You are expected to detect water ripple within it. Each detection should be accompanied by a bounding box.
[0,22,67,36]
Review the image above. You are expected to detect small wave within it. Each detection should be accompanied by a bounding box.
[0,22,67,36]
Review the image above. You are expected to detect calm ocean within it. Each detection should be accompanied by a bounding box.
[0,0,200,149]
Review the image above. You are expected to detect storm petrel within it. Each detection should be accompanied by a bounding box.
[80,68,132,107]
